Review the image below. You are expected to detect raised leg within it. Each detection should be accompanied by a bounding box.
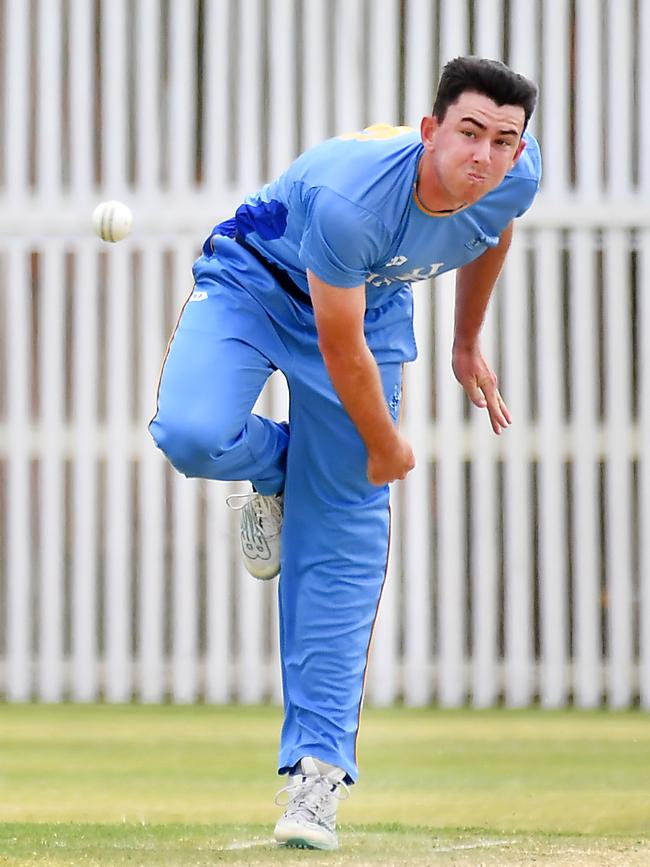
[149,278,290,495]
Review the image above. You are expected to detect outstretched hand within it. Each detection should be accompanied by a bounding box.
[452,343,512,435]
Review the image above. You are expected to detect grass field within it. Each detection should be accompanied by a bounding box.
[1,704,649,866]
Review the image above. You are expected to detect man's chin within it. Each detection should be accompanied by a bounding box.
[463,182,495,203]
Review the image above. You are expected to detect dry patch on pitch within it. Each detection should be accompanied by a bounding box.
[1,825,649,866]
[337,831,650,866]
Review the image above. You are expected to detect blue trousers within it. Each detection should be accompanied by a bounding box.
[150,237,416,781]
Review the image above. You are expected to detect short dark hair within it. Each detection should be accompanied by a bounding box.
[433,56,538,131]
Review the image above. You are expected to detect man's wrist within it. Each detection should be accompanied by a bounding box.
[452,335,478,353]
[366,426,400,458]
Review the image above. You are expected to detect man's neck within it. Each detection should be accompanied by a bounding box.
[416,154,467,214]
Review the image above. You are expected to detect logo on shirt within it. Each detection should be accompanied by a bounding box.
[366,261,444,287]
[387,383,402,420]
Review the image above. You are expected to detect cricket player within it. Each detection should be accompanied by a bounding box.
[150,56,540,850]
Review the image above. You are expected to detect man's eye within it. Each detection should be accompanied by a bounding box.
[461,130,475,138]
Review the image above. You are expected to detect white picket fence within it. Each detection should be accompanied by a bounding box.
[0,0,649,708]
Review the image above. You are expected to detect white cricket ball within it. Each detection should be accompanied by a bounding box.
[92,200,133,242]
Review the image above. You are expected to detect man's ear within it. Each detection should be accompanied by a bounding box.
[420,115,439,152]
[512,137,526,166]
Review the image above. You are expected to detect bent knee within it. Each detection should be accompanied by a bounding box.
[149,413,236,477]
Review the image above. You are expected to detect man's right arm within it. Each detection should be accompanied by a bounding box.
[308,268,415,486]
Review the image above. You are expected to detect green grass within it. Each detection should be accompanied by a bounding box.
[1,705,649,865]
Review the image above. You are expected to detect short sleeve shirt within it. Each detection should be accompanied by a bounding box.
[206,124,542,309]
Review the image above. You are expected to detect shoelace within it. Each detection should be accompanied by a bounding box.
[275,774,349,829]
[225,492,283,540]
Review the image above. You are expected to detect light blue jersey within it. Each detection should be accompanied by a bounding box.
[205,123,541,308]
[156,122,543,784]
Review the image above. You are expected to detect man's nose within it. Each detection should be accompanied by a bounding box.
[473,139,491,164]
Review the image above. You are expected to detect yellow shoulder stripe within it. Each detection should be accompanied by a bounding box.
[338,123,414,142]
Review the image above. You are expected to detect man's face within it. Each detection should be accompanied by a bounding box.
[421,91,527,205]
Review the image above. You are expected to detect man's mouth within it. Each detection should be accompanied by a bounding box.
[467,171,486,183]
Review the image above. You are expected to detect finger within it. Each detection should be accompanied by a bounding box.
[497,391,512,425]
[480,382,509,434]
[487,388,510,428]
[371,469,393,486]
[465,382,487,409]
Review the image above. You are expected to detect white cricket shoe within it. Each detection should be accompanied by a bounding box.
[273,757,348,850]
[226,490,283,580]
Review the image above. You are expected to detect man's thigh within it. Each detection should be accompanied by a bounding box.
[285,355,402,504]
[153,278,285,446]
[281,354,401,586]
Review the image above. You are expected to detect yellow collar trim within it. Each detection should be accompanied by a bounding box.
[412,182,469,218]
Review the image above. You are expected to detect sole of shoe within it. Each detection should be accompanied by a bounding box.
[277,837,337,851]
[243,564,280,581]
[274,821,337,851]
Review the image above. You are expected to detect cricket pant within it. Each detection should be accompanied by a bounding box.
[149,236,417,782]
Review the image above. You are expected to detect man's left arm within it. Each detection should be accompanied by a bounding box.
[452,222,514,435]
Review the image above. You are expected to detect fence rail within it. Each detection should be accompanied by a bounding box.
[1,0,649,707]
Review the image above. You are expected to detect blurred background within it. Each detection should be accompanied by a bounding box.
[0,0,648,711]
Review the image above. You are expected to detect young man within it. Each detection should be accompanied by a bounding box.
[150,56,540,850]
